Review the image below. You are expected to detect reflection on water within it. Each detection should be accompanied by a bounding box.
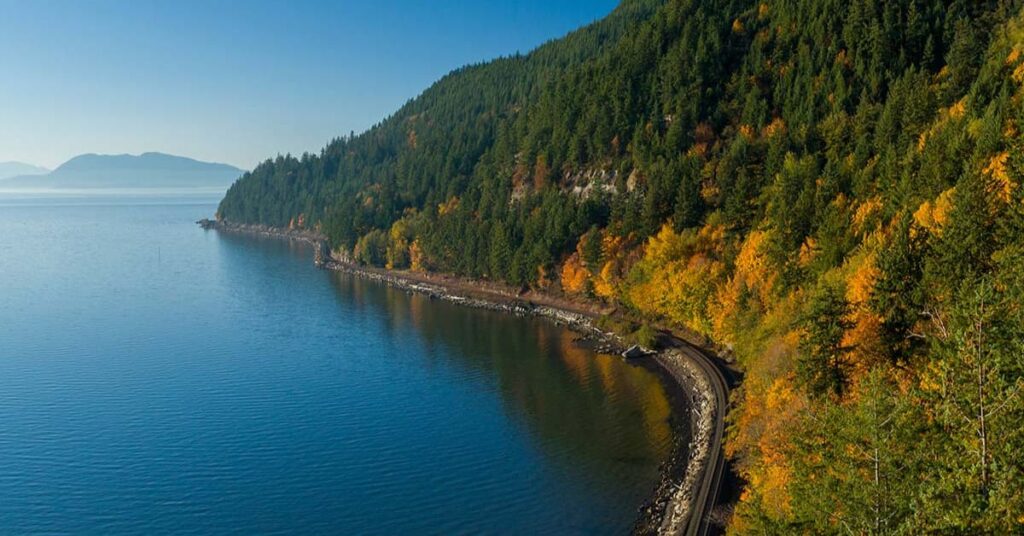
[0,200,683,535]
[330,271,677,492]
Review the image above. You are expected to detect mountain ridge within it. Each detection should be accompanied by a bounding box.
[216,0,1024,532]
[0,161,49,181]
[0,152,244,189]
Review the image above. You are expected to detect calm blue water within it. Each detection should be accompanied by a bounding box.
[0,193,675,534]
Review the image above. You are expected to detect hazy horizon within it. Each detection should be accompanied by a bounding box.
[0,0,616,170]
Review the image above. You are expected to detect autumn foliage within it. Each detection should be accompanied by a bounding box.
[219,0,1024,531]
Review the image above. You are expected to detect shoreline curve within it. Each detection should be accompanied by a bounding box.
[200,218,729,535]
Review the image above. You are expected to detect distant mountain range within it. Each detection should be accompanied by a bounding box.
[0,161,49,180]
[0,152,244,189]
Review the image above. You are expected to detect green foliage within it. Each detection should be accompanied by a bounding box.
[488,221,513,281]
[593,314,623,334]
[581,225,603,270]
[789,368,927,534]
[798,280,854,398]
[871,212,926,363]
[218,0,1022,292]
[929,171,1001,290]
[630,323,658,349]
[354,229,387,266]
[916,277,1024,532]
[215,0,1024,530]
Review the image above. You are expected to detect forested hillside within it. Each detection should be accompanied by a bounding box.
[219,0,1024,532]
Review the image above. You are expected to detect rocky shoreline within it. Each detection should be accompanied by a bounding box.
[199,218,722,535]
[647,349,717,535]
[198,219,326,246]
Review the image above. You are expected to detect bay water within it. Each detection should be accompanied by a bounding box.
[0,193,676,534]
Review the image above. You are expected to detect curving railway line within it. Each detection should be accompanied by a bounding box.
[676,341,729,536]
[649,336,731,536]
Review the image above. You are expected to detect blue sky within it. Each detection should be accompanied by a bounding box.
[0,0,617,170]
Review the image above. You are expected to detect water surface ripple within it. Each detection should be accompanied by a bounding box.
[0,194,676,534]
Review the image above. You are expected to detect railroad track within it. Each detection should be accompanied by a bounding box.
[675,340,729,536]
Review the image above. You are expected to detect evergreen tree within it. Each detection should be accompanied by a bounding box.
[488,221,513,281]
[790,368,926,534]
[918,277,1024,532]
[798,280,853,398]
[872,212,926,364]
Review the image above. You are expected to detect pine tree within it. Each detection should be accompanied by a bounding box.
[798,280,854,398]
[790,368,926,534]
[918,277,1024,532]
[488,221,513,281]
[872,212,926,363]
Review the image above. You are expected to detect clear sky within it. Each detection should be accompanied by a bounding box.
[0,0,618,170]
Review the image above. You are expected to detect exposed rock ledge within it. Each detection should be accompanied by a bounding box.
[199,218,723,535]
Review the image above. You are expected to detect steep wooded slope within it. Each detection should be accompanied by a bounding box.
[219,1,1024,532]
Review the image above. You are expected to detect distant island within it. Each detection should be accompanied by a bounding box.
[0,152,244,189]
[0,161,49,181]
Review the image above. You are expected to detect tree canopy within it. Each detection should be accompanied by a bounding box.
[218,0,1024,531]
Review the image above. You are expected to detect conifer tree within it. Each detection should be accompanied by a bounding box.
[798,280,853,398]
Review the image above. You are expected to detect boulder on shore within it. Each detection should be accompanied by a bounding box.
[622,345,647,359]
